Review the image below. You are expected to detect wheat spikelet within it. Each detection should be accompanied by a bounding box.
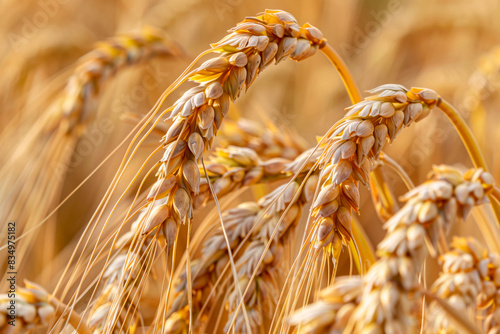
[290,165,494,333]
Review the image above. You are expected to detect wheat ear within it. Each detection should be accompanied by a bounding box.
[290,165,494,333]
[310,84,440,250]
[0,27,181,285]
[0,280,91,334]
[429,236,500,333]
[90,10,326,333]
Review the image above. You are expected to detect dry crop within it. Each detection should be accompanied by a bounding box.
[1,2,500,334]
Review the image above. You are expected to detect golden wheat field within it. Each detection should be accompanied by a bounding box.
[2,0,500,333]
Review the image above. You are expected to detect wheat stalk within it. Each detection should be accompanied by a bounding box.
[290,165,494,333]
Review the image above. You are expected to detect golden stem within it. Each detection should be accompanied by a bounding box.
[350,216,376,274]
[438,99,500,225]
[320,43,362,104]
[438,99,488,169]
[380,152,415,190]
[369,167,399,221]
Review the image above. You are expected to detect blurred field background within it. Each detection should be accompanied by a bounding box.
[1,0,500,331]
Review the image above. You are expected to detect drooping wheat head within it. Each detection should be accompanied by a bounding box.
[290,165,495,333]
[0,27,181,284]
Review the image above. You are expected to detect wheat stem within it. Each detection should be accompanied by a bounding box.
[379,152,415,189]
[321,42,401,228]
[438,98,500,224]
[438,99,487,172]
[369,167,400,221]
[320,43,362,104]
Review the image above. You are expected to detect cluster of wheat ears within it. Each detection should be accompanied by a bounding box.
[2,8,500,334]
